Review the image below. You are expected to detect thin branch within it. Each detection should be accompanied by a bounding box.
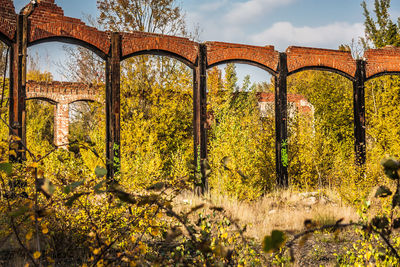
[1,47,9,108]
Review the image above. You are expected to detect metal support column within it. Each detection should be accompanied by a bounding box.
[353,60,366,166]
[193,43,208,194]
[275,52,289,187]
[9,14,27,162]
[105,32,121,180]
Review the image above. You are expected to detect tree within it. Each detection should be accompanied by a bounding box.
[362,0,400,48]
[95,0,195,187]
[360,0,400,185]
[97,0,187,35]
[207,64,276,199]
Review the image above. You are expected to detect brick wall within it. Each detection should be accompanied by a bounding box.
[26,80,102,147]
[26,80,101,103]
[286,46,356,77]
[206,42,279,73]
[0,0,16,41]
[258,92,313,118]
[27,0,110,56]
[364,46,400,78]
[2,0,400,81]
[121,32,198,65]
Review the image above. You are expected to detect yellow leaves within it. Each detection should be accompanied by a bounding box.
[9,135,21,142]
[220,232,228,239]
[42,227,49,234]
[137,242,147,254]
[26,231,33,241]
[33,251,41,259]
[150,227,159,236]
[93,248,101,255]
[8,149,17,158]
[29,162,38,169]
[47,257,55,263]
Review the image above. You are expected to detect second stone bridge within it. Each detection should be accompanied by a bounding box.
[26,80,101,146]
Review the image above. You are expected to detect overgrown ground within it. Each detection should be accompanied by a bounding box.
[0,187,386,266]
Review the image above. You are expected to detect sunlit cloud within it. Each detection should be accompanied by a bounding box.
[225,0,296,25]
[250,21,365,50]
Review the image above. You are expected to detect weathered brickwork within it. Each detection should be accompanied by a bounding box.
[2,0,400,183]
[26,80,101,103]
[0,0,399,80]
[26,80,101,147]
[121,32,198,65]
[364,46,400,78]
[286,46,356,78]
[257,92,313,120]
[206,42,279,73]
[27,0,110,57]
[0,0,16,41]
[258,92,313,114]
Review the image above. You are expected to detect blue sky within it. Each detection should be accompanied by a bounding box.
[11,0,400,82]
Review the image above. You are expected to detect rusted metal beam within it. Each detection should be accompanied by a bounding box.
[193,43,208,194]
[9,14,27,162]
[105,32,121,180]
[275,52,289,187]
[353,60,366,166]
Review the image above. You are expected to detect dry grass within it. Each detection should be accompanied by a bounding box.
[174,188,358,240]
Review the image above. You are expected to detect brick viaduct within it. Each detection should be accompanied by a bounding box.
[25,80,101,146]
[2,0,400,190]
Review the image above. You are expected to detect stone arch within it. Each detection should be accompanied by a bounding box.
[25,96,58,105]
[0,0,16,44]
[26,80,101,146]
[27,0,110,59]
[121,32,198,68]
[0,18,15,45]
[205,42,279,75]
[28,35,108,60]
[286,46,356,80]
[364,46,400,80]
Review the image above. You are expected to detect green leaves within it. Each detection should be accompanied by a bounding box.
[0,162,12,175]
[262,230,286,253]
[95,166,107,178]
[109,183,137,204]
[36,178,55,199]
[9,206,29,218]
[63,180,85,194]
[392,188,400,208]
[146,182,165,191]
[65,193,86,207]
[381,157,400,180]
[375,185,393,198]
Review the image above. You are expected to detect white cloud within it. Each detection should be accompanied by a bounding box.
[250,21,365,50]
[225,0,296,25]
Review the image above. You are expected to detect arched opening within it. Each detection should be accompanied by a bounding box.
[69,100,105,169]
[287,69,354,191]
[206,62,275,199]
[365,73,400,184]
[26,41,106,171]
[0,40,10,161]
[120,53,193,189]
[26,98,55,155]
